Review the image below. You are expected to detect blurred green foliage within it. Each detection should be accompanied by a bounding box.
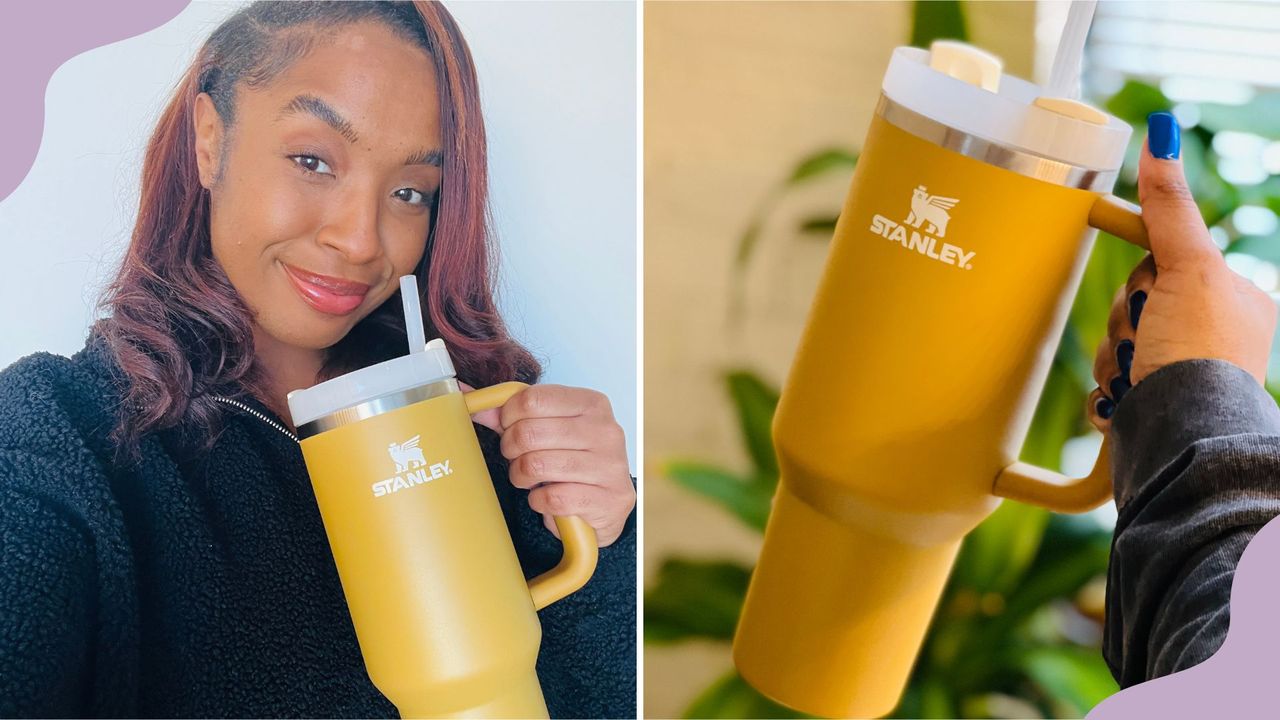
[647,2,1280,718]
[910,0,967,49]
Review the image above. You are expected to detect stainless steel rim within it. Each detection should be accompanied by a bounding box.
[875,94,1119,192]
[297,378,459,440]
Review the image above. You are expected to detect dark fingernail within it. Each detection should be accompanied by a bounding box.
[1128,290,1147,329]
[1110,376,1132,403]
[1096,396,1116,420]
[1116,339,1135,380]
[1148,112,1180,159]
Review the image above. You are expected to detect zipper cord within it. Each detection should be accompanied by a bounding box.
[210,395,300,444]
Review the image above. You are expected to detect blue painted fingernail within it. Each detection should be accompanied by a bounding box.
[1110,376,1132,403]
[1097,396,1116,419]
[1129,291,1147,329]
[1116,340,1135,380]
[1148,112,1180,159]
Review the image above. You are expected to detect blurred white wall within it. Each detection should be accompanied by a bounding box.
[0,0,637,469]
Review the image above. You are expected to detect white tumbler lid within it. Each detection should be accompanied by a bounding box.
[286,274,454,428]
[285,338,456,428]
[881,44,1132,172]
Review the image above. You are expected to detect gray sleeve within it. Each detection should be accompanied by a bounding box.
[1104,359,1280,688]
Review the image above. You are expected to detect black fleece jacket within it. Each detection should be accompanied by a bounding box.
[0,330,636,718]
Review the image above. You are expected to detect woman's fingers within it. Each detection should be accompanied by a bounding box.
[492,383,634,546]
[1137,115,1222,273]
[1124,255,1156,334]
[1092,318,1121,411]
[499,415,609,459]
[508,448,630,490]
[1087,386,1113,433]
[1093,254,1158,424]
[528,481,633,546]
[499,384,613,428]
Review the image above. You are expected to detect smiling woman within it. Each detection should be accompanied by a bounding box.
[0,1,636,718]
[113,0,519,452]
[192,13,454,424]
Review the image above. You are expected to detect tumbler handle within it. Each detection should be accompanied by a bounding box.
[1089,194,1150,251]
[992,195,1148,513]
[463,381,599,609]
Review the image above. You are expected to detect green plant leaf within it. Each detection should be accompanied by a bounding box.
[1102,80,1171,124]
[664,461,774,531]
[644,557,751,644]
[936,513,1112,694]
[1235,177,1280,206]
[960,692,1048,719]
[735,216,767,270]
[1227,240,1280,265]
[1268,381,1280,409]
[786,148,859,184]
[1022,358,1087,470]
[917,674,958,719]
[999,514,1111,624]
[950,501,1049,598]
[1068,232,1149,367]
[799,215,840,235]
[683,669,811,719]
[910,0,968,47]
[734,148,856,272]
[1182,129,1240,227]
[953,367,1085,598]
[1021,645,1119,717]
[725,370,781,478]
[1197,94,1280,137]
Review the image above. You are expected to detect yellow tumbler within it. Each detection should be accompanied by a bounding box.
[287,281,598,719]
[733,43,1149,718]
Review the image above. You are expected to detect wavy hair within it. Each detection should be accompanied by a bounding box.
[93,0,540,468]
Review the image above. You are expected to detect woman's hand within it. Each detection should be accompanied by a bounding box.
[463,382,635,547]
[1089,112,1277,432]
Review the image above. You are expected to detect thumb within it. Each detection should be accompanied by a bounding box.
[1137,111,1219,271]
[459,380,503,434]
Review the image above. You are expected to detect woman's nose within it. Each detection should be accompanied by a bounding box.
[317,189,382,264]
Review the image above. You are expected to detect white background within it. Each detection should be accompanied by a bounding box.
[0,0,638,469]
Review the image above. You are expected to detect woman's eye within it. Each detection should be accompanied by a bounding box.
[289,154,333,176]
[393,187,432,207]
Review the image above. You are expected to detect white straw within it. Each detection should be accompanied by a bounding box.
[1046,0,1098,100]
[400,274,426,354]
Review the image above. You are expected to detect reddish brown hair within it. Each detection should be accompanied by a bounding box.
[94,1,539,467]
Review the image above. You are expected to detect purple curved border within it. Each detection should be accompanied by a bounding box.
[0,0,191,203]
[1087,513,1280,718]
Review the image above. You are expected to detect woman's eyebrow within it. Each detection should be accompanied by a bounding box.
[277,94,359,144]
[403,148,443,167]
[276,93,442,167]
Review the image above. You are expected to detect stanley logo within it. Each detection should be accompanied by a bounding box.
[869,185,975,270]
[371,434,454,498]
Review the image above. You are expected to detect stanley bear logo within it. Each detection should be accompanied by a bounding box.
[388,435,427,473]
[372,434,454,498]
[869,184,975,271]
[906,186,958,238]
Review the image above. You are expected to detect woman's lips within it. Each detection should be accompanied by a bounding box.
[283,263,369,316]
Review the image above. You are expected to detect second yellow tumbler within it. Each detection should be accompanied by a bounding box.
[733,42,1149,719]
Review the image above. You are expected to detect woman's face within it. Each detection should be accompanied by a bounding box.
[194,21,443,353]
